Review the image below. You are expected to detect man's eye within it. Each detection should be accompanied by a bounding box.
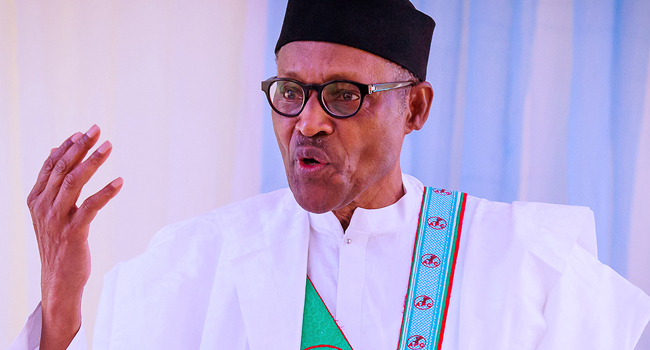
[339,91,359,102]
[283,89,299,100]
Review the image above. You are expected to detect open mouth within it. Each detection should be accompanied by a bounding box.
[301,158,321,166]
[295,146,328,171]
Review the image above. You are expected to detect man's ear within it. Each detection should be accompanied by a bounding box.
[405,81,433,134]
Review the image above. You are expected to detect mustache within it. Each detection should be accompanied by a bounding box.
[294,134,328,149]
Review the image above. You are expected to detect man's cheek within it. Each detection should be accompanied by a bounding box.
[272,128,292,160]
[361,144,393,177]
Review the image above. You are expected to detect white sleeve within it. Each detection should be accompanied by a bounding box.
[8,302,88,350]
[536,244,650,350]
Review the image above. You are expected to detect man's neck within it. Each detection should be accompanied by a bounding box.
[332,169,405,231]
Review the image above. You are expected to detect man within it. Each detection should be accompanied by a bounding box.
[10,0,650,349]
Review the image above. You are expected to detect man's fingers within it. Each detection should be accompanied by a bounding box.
[54,141,113,210]
[41,125,101,205]
[73,178,123,229]
[27,133,82,209]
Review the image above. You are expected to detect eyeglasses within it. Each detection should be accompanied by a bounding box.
[261,77,415,119]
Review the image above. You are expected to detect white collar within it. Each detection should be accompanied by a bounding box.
[308,173,424,236]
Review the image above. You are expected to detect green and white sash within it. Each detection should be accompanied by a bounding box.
[300,187,467,350]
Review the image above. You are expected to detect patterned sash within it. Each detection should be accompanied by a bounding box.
[301,188,467,350]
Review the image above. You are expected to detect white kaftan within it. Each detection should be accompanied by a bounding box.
[10,174,650,349]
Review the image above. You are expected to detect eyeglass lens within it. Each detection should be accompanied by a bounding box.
[269,80,362,117]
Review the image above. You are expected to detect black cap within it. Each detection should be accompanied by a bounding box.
[275,0,435,81]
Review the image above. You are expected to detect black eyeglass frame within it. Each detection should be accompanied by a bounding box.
[261,76,415,119]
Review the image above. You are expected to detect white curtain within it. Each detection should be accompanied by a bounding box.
[2,0,650,348]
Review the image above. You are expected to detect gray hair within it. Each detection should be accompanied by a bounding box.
[391,64,420,116]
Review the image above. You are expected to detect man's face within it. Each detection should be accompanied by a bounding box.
[274,41,410,213]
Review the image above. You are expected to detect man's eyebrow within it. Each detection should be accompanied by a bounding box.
[277,70,301,80]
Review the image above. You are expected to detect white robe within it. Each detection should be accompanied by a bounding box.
[10,174,650,349]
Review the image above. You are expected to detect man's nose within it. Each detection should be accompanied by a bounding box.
[295,92,334,137]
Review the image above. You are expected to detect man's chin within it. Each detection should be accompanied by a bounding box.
[296,202,332,214]
[288,183,344,214]
[291,192,336,213]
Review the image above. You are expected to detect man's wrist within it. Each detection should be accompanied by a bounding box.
[40,289,83,349]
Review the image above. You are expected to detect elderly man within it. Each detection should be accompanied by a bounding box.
[10,0,650,349]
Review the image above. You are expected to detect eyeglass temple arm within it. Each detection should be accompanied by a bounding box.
[368,81,415,94]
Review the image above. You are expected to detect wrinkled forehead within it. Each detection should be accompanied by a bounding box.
[276,41,397,85]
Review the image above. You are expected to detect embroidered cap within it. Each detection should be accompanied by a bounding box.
[275,0,435,81]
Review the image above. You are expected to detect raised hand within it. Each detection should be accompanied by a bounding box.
[26,125,122,350]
